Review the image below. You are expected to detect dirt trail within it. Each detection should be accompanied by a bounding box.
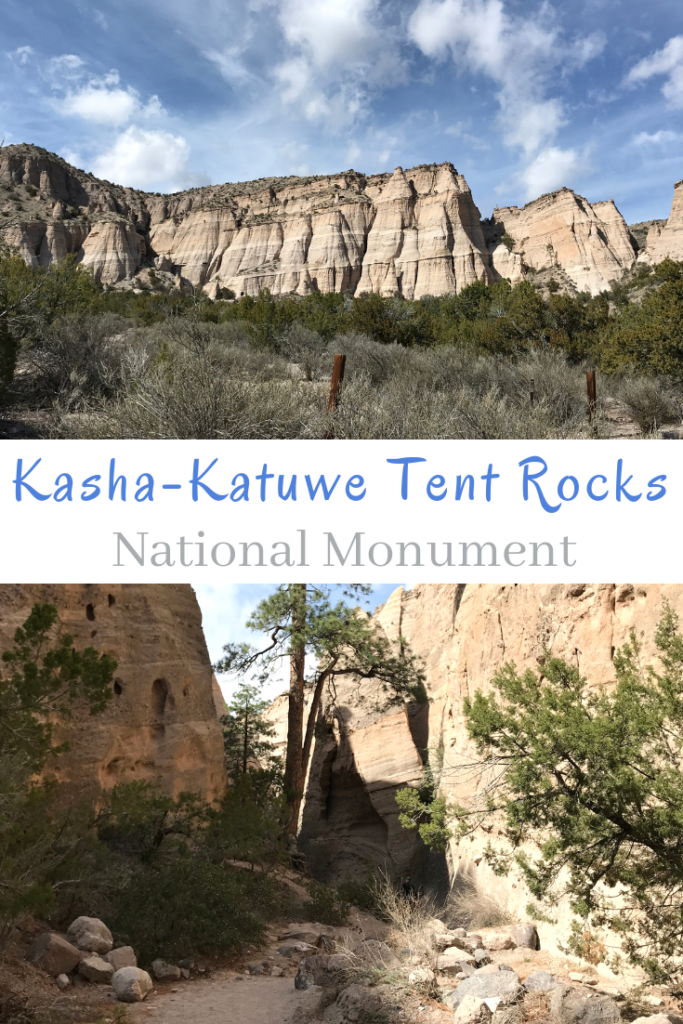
[130,973,318,1024]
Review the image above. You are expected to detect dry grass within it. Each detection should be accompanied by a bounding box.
[8,314,681,440]
[445,878,512,931]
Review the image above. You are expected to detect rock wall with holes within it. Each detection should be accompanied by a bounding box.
[0,584,226,804]
[280,584,683,924]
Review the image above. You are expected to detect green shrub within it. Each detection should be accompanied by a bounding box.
[109,859,272,964]
[303,881,350,925]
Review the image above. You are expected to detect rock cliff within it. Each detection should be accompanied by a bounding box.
[288,584,683,916]
[0,583,226,803]
[3,143,682,298]
[0,145,492,297]
[485,189,637,294]
[637,179,683,265]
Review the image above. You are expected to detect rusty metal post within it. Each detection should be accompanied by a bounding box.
[586,368,597,422]
[327,353,346,413]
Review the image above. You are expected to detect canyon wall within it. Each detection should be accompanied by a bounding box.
[485,189,637,294]
[0,583,226,804]
[5,142,678,299]
[290,584,683,921]
[0,146,492,298]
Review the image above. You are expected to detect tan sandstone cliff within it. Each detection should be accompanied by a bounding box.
[485,189,637,294]
[0,583,226,803]
[0,145,492,297]
[288,583,683,935]
[637,179,683,266]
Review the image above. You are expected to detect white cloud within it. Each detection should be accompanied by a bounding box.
[60,82,164,126]
[408,0,600,158]
[7,46,34,66]
[45,54,86,83]
[92,125,191,190]
[273,0,405,128]
[632,129,680,146]
[519,145,584,200]
[93,9,109,29]
[626,35,683,108]
[48,66,165,127]
[278,0,380,70]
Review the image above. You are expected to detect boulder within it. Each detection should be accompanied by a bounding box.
[511,924,539,950]
[66,917,113,955]
[444,971,522,1011]
[409,966,435,984]
[454,996,494,1024]
[524,971,558,993]
[112,966,154,1003]
[151,958,181,981]
[278,923,336,946]
[438,948,476,973]
[79,955,115,984]
[28,933,82,977]
[278,942,316,957]
[485,934,516,952]
[550,984,622,1024]
[295,954,348,990]
[352,939,400,970]
[324,983,382,1023]
[631,1016,683,1024]
[104,946,137,971]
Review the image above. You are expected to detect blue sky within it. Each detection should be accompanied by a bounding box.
[195,583,405,701]
[1,1,682,224]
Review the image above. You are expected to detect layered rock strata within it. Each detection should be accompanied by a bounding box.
[0,146,492,297]
[485,189,637,294]
[3,143,681,299]
[0,583,225,803]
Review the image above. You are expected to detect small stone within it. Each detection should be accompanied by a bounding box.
[270,967,285,977]
[569,972,586,983]
[485,934,516,952]
[475,948,492,967]
[55,974,71,990]
[180,968,190,979]
[112,967,153,1003]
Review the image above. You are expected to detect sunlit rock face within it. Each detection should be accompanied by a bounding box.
[639,180,683,265]
[0,145,490,294]
[275,583,683,941]
[0,584,226,805]
[488,188,637,294]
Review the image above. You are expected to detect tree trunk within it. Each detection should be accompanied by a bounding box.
[284,584,306,835]
[301,666,335,788]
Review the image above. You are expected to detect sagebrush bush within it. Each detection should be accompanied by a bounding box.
[8,302,683,439]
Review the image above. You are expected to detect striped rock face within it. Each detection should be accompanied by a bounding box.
[0,583,226,804]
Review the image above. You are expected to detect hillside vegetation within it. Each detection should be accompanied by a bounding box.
[2,250,683,438]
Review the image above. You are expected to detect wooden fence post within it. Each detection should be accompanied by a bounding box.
[327,353,346,412]
[586,368,596,422]
[529,378,535,407]
[325,354,347,439]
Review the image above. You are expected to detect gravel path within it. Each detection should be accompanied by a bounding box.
[130,972,319,1024]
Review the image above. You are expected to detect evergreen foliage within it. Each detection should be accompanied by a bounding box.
[397,605,683,979]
